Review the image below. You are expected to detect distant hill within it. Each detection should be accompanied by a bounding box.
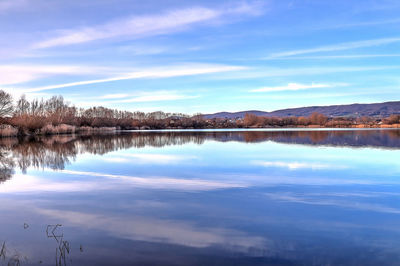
[203,101,400,119]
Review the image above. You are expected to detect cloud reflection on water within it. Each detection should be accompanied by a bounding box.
[102,153,197,164]
[252,160,343,170]
[0,170,246,194]
[35,208,267,251]
[264,192,400,214]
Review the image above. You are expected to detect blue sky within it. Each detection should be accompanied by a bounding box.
[1,0,400,114]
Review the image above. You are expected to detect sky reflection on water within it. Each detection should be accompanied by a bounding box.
[0,129,400,265]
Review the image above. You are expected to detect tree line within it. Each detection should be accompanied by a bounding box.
[241,112,400,127]
[0,90,399,136]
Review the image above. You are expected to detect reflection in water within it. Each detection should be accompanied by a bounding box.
[0,129,398,175]
[0,148,14,184]
[0,129,399,265]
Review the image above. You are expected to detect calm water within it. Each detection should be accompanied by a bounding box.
[1,129,400,266]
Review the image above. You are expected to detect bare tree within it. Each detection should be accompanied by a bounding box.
[15,94,30,115]
[0,90,13,117]
[243,113,258,127]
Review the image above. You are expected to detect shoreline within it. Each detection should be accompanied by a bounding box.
[0,124,399,138]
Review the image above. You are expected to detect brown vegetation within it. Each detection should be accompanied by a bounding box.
[240,112,396,128]
[0,90,399,137]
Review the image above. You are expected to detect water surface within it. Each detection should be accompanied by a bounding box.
[1,129,400,265]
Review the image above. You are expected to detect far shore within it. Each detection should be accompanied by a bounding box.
[0,91,398,138]
[0,123,399,138]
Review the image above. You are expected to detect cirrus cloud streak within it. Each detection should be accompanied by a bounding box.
[268,37,400,58]
[6,64,245,93]
[250,82,331,93]
[34,2,265,49]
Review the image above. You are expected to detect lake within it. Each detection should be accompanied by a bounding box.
[0,129,400,265]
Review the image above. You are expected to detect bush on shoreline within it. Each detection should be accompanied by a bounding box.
[0,125,18,137]
[41,124,76,135]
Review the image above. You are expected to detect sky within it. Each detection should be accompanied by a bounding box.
[0,0,400,114]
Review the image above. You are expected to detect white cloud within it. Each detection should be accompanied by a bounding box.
[115,93,199,103]
[213,65,398,80]
[250,82,331,93]
[0,64,114,86]
[97,90,200,103]
[268,37,400,58]
[99,93,131,99]
[5,64,244,93]
[33,2,264,49]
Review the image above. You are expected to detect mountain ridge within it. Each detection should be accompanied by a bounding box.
[203,101,400,119]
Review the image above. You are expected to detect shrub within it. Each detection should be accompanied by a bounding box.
[41,124,76,135]
[0,124,18,137]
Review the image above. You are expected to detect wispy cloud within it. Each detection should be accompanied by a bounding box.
[98,90,202,103]
[213,65,398,80]
[268,37,400,58]
[33,2,265,49]
[99,93,131,99]
[114,93,199,103]
[116,45,169,56]
[8,64,244,93]
[250,82,331,93]
[0,64,115,86]
[314,18,400,31]
[265,54,400,60]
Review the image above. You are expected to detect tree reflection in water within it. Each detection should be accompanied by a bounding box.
[0,129,397,181]
[0,148,15,184]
